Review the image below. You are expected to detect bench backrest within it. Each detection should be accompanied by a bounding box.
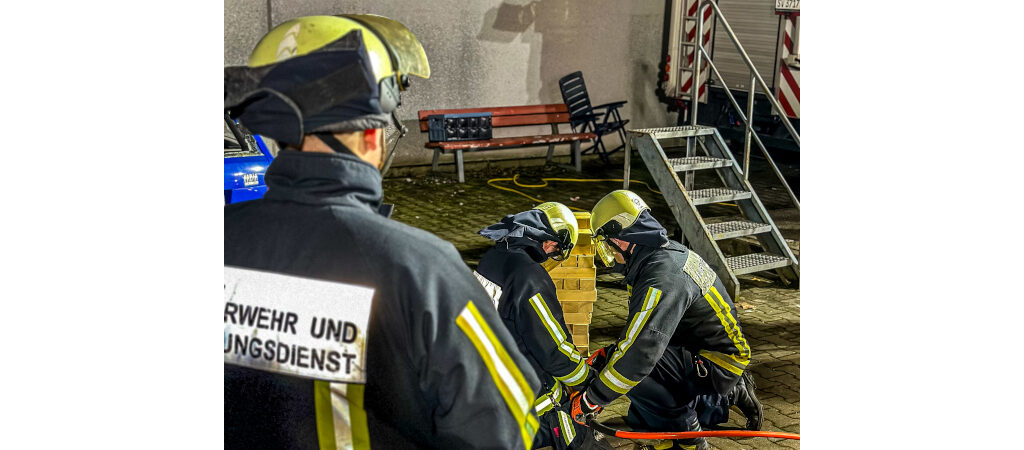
[417,103,569,132]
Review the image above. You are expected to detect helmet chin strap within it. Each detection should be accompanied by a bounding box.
[314,132,356,155]
[610,239,636,263]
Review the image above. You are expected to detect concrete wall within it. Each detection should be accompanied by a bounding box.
[225,0,677,169]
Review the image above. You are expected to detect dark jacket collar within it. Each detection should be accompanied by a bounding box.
[263,150,382,211]
[497,237,549,264]
[622,241,677,284]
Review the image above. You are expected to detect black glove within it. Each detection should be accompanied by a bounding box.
[586,344,615,372]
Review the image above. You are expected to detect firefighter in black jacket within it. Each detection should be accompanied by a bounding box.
[474,203,609,450]
[224,15,540,449]
[568,190,762,450]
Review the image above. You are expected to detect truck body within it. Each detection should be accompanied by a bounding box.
[664,0,800,149]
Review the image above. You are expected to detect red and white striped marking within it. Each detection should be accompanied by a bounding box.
[775,14,799,118]
[679,0,713,102]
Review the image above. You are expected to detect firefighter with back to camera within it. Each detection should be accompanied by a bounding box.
[223,15,541,449]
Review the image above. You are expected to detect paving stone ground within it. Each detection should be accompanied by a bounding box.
[384,153,800,449]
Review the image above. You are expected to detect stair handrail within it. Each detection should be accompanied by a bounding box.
[690,0,800,210]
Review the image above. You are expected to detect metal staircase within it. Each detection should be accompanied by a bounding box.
[625,125,797,298]
[619,0,801,298]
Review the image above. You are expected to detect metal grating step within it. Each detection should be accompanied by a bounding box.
[705,220,773,240]
[726,253,791,276]
[628,125,715,138]
[688,188,751,205]
[669,156,732,172]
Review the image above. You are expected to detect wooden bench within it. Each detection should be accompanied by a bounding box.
[418,104,597,182]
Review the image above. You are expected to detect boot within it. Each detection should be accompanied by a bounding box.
[671,416,710,450]
[730,370,763,431]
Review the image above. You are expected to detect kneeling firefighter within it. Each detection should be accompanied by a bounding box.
[567,190,762,450]
[475,203,612,450]
[223,15,540,449]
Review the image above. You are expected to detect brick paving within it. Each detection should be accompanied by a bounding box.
[384,154,800,449]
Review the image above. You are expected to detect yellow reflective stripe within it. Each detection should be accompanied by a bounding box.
[699,350,747,376]
[533,383,560,416]
[347,384,370,450]
[313,382,370,450]
[605,287,662,373]
[599,368,632,394]
[528,294,583,364]
[314,381,337,450]
[556,358,589,386]
[558,410,576,445]
[707,286,751,360]
[457,301,538,448]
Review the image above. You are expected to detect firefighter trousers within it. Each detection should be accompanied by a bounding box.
[623,347,731,432]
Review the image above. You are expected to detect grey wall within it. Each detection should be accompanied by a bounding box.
[225,0,677,168]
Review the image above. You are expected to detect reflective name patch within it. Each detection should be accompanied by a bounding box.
[224,266,374,384]
[682,250,716,295]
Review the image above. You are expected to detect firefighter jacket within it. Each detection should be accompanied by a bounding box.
[474,239,591,418]
[224,151,541,450]
[585,241,752,406]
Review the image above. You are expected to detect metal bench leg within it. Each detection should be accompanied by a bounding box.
[455,149,465,183]
[431,149,440,172]
[572,140,582,172]
[546,123,558,164]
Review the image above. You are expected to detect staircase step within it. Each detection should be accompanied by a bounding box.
[629,125,715,139]
[705,220,772,240]
[669,156,732,171]
[726,253,791,275]
[688,188,751,205]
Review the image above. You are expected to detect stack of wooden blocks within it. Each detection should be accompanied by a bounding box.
[548,212,597,356]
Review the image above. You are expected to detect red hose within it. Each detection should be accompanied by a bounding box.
[589,421,799,441]
[611,429,799,440]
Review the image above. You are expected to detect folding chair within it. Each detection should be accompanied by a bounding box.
[558,71,629,164]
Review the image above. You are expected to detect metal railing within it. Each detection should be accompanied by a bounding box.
[691,0,800,210]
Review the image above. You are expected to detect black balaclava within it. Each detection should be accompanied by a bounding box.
[479,210,562,263]
[605,210,669,268]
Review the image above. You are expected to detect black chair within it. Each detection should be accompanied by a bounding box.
[558,71,629,164]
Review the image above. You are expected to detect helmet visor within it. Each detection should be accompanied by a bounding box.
[594,236,618,267]
[341,14,431,79]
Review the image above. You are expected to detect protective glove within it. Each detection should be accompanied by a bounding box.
[586,344,615,372]
[568,390,602,426]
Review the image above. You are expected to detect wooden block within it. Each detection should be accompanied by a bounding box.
[556,289,597,302]
[549,267,596,279]
[571,335,588,348]
[563,312,592,324]
[573,212,591,229]
[563,278,581,290]
[550,278,563,289]
[570,323,589,335]
[576,346,590,358]
[570,332,588,344]
[562,255,578,266]
[579,278,596,290]
[573,243,594,256]
[577,258,595,269]
[576,233,592,248]
[559,301,594,314]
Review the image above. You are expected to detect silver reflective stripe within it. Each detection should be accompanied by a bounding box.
[458,304,531,414]
[529,294,567,342]
[328,383,355,449]
[558,359,588,386]
[557,411,576,445]
[473,270,504,310]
